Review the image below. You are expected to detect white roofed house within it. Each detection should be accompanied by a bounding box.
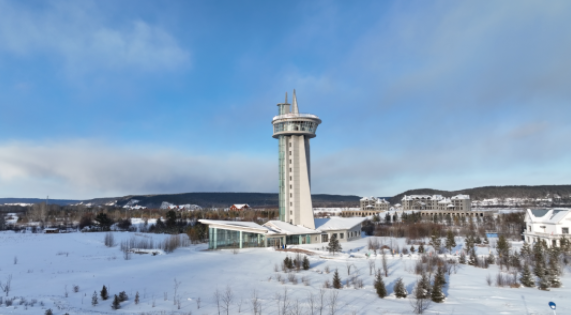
[523,209,571,247]
[314,217,365,243]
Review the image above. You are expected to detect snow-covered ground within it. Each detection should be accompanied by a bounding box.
[0,231,568,314]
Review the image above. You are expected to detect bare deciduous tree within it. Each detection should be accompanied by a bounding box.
[368,260,375,276]
[382,252,389,277]
[328,290,339,315]
[291,299,304,315]
[275,287,290,315]
[0,274,12,297]
[251,290,261,315]
[214,289,221,315]
[221,285,233,315]
[173,278,181,305]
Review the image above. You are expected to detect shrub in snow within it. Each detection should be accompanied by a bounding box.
[374,271,386,298]
[394,278,408,298]
[118,291,128,302]
[135,291,140,305]
[332,270,342,289]
[303,256,310,270]
[45,309,53,315]
[91,291,98,306]
[111,294,121,310]
[100,285,109,300]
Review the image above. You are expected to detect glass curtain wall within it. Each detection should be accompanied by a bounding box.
[278,136,286,221]
[208,228,267,249]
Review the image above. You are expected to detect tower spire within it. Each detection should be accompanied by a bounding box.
[285,92,288,104]
[292,89,299,114]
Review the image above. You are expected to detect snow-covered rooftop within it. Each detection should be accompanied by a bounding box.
[527,208,571,224]
[402,195,444,201]
[451,194,470,200]
[314,217,365,231]
[198,219,269,232]
[263,221,321,235]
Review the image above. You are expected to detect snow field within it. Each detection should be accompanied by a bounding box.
[0,231,568,314]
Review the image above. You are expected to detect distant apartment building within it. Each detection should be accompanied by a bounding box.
[402,194,471,211]
[360,197,390,211]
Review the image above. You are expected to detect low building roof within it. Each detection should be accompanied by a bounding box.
[314,217,365,231]
[527,209,571,224]
[263,221,321,235]
[198,219,269,232]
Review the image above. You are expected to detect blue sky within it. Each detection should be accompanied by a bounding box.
[1,0,570,199]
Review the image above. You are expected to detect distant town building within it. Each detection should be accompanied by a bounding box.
[359,197,390,211]
[523,208,571,247]
[402,194,471,211]
[229,204,250,211]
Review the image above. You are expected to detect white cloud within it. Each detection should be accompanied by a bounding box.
[0,0,189,74]
[0,140,274,199]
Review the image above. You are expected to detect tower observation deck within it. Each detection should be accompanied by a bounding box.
[272,90,321,229]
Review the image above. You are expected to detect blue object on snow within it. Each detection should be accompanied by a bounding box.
[486,233,498,238]
[549,301,556,310]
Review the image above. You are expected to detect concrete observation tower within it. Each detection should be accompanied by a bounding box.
[272,90,321,229]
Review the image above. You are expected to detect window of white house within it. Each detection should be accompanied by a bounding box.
[563,228,569,234]
[529,226,532,231]
[340,233,344,239]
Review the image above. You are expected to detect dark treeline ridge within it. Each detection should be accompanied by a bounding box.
[389,185,571,204]
[105,192,361,208]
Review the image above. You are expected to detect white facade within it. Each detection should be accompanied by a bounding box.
[402,194,471,211]
[523,208,571,247]
[360,197,390,211]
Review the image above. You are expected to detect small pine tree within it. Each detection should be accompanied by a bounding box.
[118,291,128,302]
[519,263,534,287]
[533,258,545,278]
[332,269,342,289]
[538,275,550,291]
[486,253,496,265]
[100,285,109,301]
[92,291,99,306]
[410,245,416,254]
[394,277,408,298]
[459,251,467,264]
[418,244,425,254]
[374,271,387,298]
[475,235,482,245]
[302,256,310,270]
[417,272,431,299]
[45,309,53,315]
[431,275,445,303]
[327,235,342,255]
[111,294,121,310]
[445,230,456,254]
[435,265,446,286]
[134,291,140,305]
[468,249,478,266]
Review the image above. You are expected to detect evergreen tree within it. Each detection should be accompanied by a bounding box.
[302,256,310,270]
[418,244,425,254]
[486,253,496,265]
[435,265,446,286]
[374,271,387,298]
[410,246,416,254]
[332,269,342,289]
[95,213,113,231]
[100,285,109,301]
[417,272,431,299]
[431,275,445,303]
[538,275,550,291]
[468,249,478,266]
[111,294,121,310]
[134,291,140,305]
[445,230,456,254]
[519,263,534,287]
[464,234,474,253]
[496,235,510,259]
[91,291,98,306]
[520,242,531,260]
[548,249,562,288]
[118,291,128,302]
[327,235,342,255]
[475,235,482,245]
[509,254,521,270]
[430,230,441,253]
[459,251,467,264]
[394,277,408,298]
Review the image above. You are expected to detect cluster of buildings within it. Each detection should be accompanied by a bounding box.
[401,194,471,211]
